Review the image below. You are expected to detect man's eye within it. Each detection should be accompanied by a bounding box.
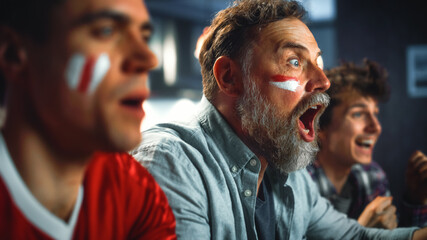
[289,59,300,67]
[352,112,362,118]
[92,26,115,39]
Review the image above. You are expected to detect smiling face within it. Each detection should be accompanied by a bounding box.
[237,18,330,173]
[22,0,157,154]
[319,94,382,167]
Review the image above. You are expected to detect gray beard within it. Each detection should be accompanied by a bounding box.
[236,77,330,174]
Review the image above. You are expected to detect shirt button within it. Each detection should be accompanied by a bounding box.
[231,166,238,173]
[249,159,257,167]
[244,189,252,197]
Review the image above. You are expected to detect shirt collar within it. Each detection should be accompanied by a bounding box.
[0,133,84,239]
[197,96,257,173]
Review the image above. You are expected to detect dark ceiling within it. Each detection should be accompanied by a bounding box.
[145,0,232,21]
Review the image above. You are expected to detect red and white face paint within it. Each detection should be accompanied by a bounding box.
[270,75,300,92]
[65,53,111,94]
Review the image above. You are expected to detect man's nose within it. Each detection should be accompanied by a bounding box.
[366,114,382,134]
[305,65,330,93]
[121,33,158,74]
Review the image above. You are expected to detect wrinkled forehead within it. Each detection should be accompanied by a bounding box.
[255,18,319,52]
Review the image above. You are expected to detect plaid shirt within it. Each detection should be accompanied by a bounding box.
[307,161,427,227]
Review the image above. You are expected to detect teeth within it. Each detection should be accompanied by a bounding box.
[356,139,374,147]
[303,129,309,134]
[310,106,318,109]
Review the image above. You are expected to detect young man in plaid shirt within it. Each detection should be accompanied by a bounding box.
[308,59,427,228]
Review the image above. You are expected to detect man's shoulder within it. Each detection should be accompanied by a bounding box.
[137,119,210,157]
[287,168,316,186]
[145,118,203,141]
[86,152,156,188]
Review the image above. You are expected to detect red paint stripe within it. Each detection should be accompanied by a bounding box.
[271,75,299,82]
[77,57,96,92]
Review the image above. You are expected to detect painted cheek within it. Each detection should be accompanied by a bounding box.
[65,53,111,94]
[269,74,301,92]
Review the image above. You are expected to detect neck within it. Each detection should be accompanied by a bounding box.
[257,157,269,195]
[2,110,91,221]
[317,150,352,194]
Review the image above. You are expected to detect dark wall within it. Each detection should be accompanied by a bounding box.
[336,0,427,208]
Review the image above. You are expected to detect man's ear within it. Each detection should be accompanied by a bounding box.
[0,27,28,83]
[213,56,243,97]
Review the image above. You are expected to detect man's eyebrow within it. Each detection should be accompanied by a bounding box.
[347,103,368,111]
[282,42,322,57]
[72,10,130,26]
[282,42,308,52]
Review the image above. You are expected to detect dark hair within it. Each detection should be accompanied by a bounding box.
[199,0,306,101]
[319,59,390,129]
[0,0,66,105]
[0,0,66,41]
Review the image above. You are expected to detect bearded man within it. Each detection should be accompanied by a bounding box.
[134,0,426,239]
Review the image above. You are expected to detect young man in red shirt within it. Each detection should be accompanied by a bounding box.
[0,0,176,238]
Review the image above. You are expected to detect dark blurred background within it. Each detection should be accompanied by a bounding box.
[143,0,427,215]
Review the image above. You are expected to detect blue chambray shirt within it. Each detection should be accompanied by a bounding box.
[134,97,417,240]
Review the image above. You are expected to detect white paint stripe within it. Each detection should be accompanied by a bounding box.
[88,53,111,93]
[65,53,85,90]
[270,80,300,92]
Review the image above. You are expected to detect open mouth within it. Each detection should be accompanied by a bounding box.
[120,97,144,108]
[355,139,374,148]
[119,95,146,120]
[298,104,322,142]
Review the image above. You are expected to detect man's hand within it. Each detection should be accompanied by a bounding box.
[405,150,427,205]
[357,196,397,229]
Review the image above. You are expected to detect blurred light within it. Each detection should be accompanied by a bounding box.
[166,99,197,120]
[141,101,159,132]
[141,98,198,131]
[194,27,210,59]
[163,23,177,86]
[299,0,336,22]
